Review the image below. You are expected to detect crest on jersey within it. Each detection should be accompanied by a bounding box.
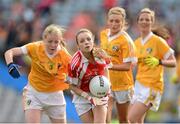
[58,63,62,69]
[48,61,54,70]
[112,45,119,52]
[146,48,153,54]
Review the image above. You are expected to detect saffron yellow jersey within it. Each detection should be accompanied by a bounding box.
[135,32,174,93]
[176,54,180,79]
[100,29,136,91]
[21,41,71,92]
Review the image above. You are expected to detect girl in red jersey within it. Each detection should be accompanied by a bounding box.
[66,28,111,123]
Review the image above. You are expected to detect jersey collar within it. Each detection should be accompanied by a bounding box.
[141,32,153,45]
[45,45,61,58]
[107,29,124,42]
[79,50,89,63]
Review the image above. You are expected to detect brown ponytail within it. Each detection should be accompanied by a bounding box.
[152,25,170,40]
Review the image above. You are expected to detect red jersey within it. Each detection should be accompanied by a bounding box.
[68,50,111,92]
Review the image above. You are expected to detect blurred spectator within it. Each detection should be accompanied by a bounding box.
[37,0,55,17]
[5,19,17,50]
[0,22,7,53]
[64,11,99,54]
[10,0,24,21]
[15,20,32,47]
[102,0,118,13]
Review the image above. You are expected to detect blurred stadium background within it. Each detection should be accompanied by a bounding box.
[0,0,180,123]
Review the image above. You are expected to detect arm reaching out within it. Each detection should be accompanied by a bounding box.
[4,47,24,78]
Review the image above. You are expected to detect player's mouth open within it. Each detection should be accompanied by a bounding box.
[50,48,55,51]
[85,46,90,49]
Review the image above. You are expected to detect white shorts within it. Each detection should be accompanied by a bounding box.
[74,103,108,116]
[131,80,162,111]
[74,103,95,116]
[22,84,66,119]
[72,93,108,116]
[111,88,133,104]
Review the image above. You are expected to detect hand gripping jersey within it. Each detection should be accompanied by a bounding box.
[68,50,111,92]
[100,29,136,91]
[135,32,174,93]
[21,41,71,92]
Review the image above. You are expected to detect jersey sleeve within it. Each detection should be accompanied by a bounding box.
[121,40,132,63]
[122,33,138,63]
[67,64,79,85]
[66,53,80,86]
[157,37,174,60]
[21,42,38,59]
[129,40,138,63]
[20,45,28,55]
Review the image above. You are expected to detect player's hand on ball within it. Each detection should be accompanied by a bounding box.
[90,96,109,106]
[80,91,109,106]
[106,89,112,97]
[7,63,20,78]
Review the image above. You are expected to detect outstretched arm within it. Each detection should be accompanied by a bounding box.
[4,47,24,78]
[144,54,176,68]
[161,54,176,67]
[4,47,24,65]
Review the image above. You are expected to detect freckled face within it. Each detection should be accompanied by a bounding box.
[138,12,153,33]
[77,32,94,53]
[107,14,124,35]
[44,33,62,55]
